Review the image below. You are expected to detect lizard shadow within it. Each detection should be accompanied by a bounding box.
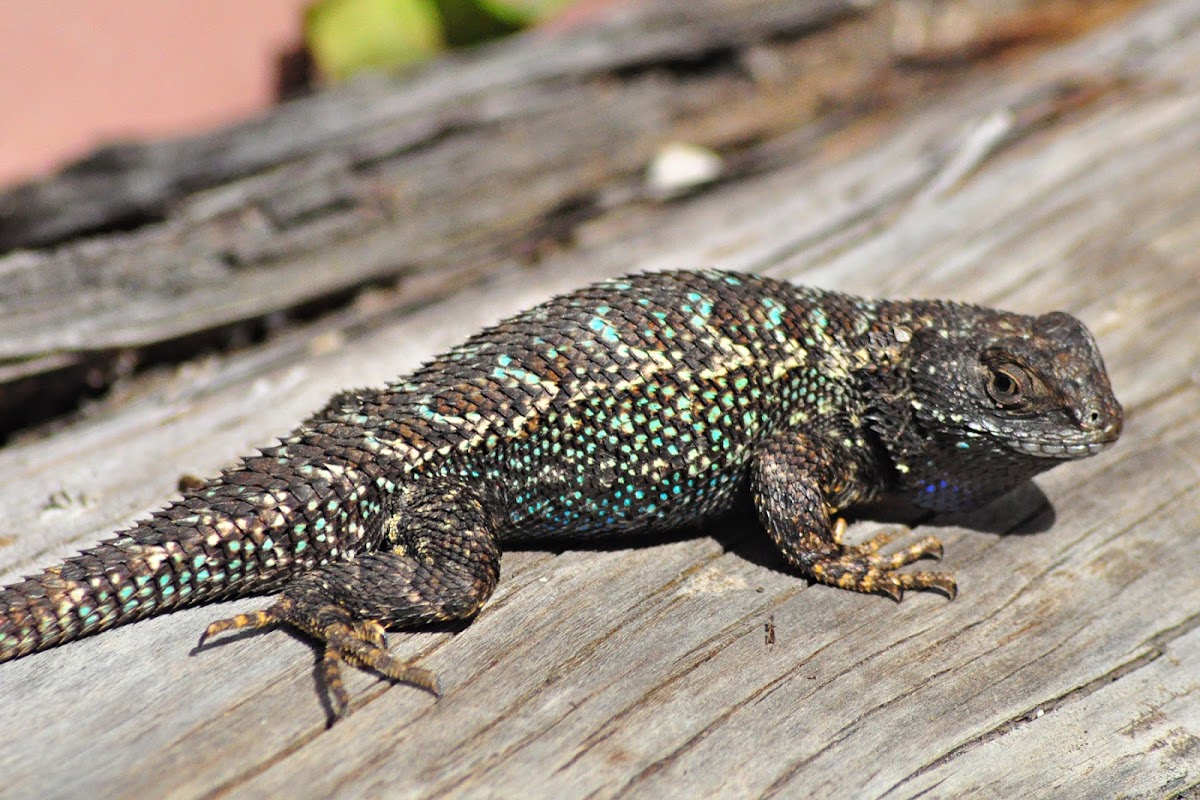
[847,481,1057,536]
[719,480,1057,577]
[522,480,1057,577]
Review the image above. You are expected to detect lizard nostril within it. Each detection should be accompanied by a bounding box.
[1078,405,1106,429]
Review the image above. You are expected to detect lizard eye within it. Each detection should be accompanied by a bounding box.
[985,365,1029,408]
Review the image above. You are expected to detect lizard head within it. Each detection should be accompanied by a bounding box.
[890,306,1123,511]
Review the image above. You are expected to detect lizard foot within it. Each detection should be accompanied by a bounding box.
[318,616,442,720]
[811,523,957,602]
[199,598,441,721]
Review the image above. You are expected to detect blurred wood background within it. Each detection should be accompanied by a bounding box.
[0,1,1196,797]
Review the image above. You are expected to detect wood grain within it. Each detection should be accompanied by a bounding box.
[0,0,1196,798]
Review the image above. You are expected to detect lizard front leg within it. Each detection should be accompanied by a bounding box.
[201,481,499,719]
[750,432,956,601]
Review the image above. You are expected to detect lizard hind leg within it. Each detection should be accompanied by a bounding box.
[751,433,957,602]
[200,481,500,720]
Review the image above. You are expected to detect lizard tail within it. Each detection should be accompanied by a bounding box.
[0,502,299,662]
[1,446,374,663]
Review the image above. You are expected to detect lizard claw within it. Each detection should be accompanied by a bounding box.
[894,571,957,601]
[197,607,282,647]
[876,578,905,603]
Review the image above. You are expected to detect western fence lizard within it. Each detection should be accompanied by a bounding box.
[0,270,1122,718]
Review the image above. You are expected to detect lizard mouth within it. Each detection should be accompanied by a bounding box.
[1010,427,1120,459]
[1011,439,1112,458]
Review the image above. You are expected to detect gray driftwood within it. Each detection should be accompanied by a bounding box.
[1,1,1197,798]
[0,0,859,423]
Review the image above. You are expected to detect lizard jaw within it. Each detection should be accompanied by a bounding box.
[1009,430,1120,459]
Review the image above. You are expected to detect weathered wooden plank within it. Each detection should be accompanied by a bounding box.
[0,0,860,251]
[1,0,1198,798]
[0,0,1109,392]
[0,0,882,435]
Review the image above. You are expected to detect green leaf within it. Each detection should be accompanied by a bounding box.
[475,0,574,26]
[306,0,445,81]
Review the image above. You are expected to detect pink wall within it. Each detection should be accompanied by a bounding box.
[0,1,309,185]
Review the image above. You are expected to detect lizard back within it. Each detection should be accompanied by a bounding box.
[318,270,884,540]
